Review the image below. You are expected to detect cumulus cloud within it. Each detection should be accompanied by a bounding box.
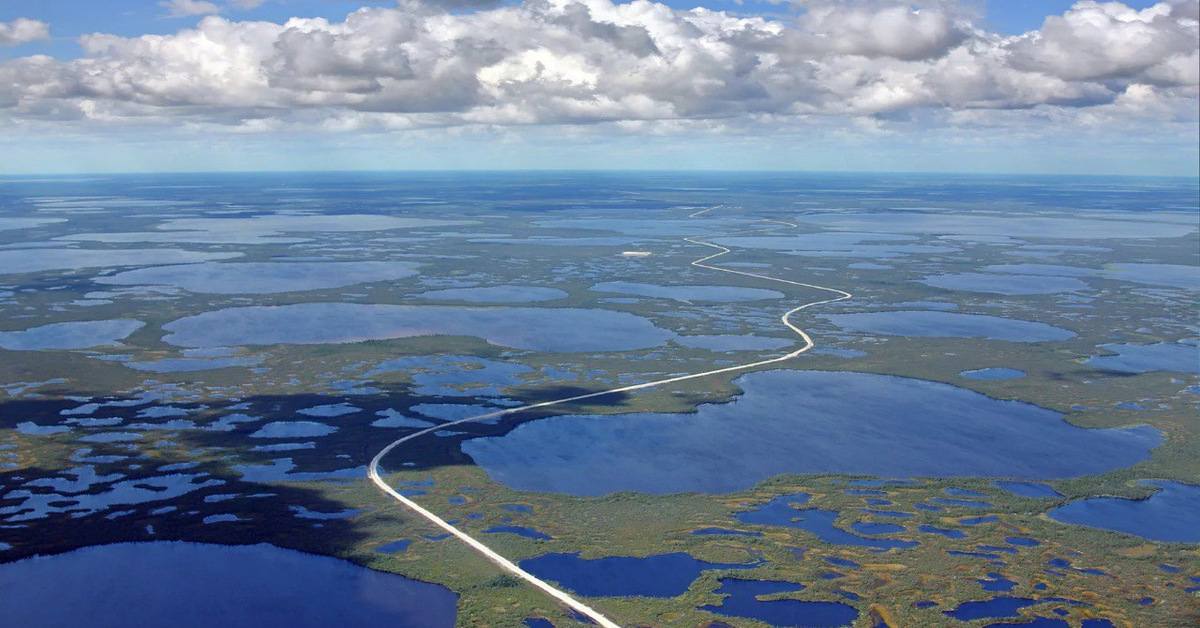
[1007,1,1200,83]
[796,0,972,60]
[0,18,50,47]
[0,0,1195,133]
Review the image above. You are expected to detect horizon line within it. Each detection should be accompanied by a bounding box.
[2,168,1198,181]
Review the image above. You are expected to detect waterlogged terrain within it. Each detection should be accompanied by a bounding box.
[0,172,1196,628]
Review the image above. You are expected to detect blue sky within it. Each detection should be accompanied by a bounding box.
[0,1,388,59]
[981,0,1161,32]
[0,0,1196,175]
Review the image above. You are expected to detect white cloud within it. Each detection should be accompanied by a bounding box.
[160,0,223,18]
[1006,1,1200,83]
[0,18,50,47]
[797,1,971,60]
[0,0,1194,136]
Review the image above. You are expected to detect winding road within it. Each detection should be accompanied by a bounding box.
[368,204,853,627]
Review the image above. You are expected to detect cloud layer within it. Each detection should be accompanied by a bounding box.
[0,0,1196,134]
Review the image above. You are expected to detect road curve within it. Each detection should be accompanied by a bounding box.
[368,205,853,627]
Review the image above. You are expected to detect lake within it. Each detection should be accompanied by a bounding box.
[462,370,1161,495]
[0,542,457,627]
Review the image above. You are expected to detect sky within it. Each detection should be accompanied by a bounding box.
[0,0,1196,175]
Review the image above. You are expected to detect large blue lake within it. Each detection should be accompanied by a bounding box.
[462,370,1161,495]
[163,303,675,352]
[822,311,1074,343]
[1048,481,1200,542]
[96,261,421,294]
[0,542,457,627]
[0,320,145,351]
[919,273,1089,295]
[1085,343,1200,374]
[589,281,783,302]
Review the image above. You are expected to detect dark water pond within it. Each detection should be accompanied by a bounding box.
[982,620,1067,628]
[376,539,412,554]
[698,578,859,628]
[919,525,966,539]
[1047,481,1200,542]
[462,370,1160,495]
[519,552,755,598]
[944,596,1039,621]
[961,368,1027,381]
[0,542,456,627]
[734,493,917,551]
[484,525,552,540]
[983,618,1115,628]
[850,521,906,535]
[994,481,1064,499]
[692,527,764,537]
[929,498,994,509]
[979,573,1018,592]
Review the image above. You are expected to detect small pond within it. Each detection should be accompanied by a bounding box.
[734,494,917,551]
[961,369,1027,381]
[698,578,859,628]
[993,481,1063,499]
[518,552,756,598]
[484,525,552,540]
